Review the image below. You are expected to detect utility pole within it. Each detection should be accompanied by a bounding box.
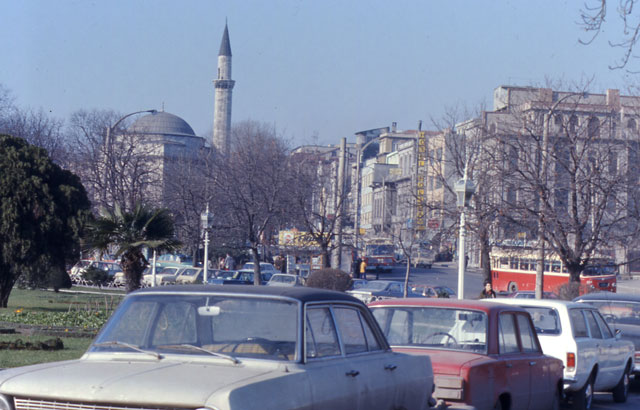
[333,138,346,269]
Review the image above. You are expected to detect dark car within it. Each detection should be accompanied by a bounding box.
[573,292,640,375]
[347,280,424,304]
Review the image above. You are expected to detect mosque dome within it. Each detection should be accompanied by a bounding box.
[130,111,196,137]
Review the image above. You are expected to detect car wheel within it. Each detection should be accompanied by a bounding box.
[612,366,630,403]
[572,375,594,410]
[508,282,518,292]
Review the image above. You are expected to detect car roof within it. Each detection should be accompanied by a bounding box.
[132,284,361,304]
[491,298,589,310]
[574,292,640,303]
[369,297,528,314]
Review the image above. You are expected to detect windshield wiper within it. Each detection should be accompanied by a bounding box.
[156,344,241,364]
[93,341,163,360]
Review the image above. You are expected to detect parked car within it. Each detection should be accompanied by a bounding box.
[369,298,565,410]
[350,278,369,290]
[266,273,304,287]
[142,266,183,286]
[70,260,122,284]
[241,262,279,274]
[501,290,559,299]
[347,280,423,304]
[411,284,456,298]
[573,292,640,376]
[155,253,193,267]
[491,298,635,409]
[0,286,435,410]
[175,267,217,284]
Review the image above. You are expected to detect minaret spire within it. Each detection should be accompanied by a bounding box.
[213,22,235,155]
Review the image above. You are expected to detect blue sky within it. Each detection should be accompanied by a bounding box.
[1,0,634,146]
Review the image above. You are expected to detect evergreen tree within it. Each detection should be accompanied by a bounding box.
[0,134,90,307]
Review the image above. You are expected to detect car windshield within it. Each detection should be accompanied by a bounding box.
[371,306,487,353]
[521,307,561,334]
[358,282,392,291]
[586,301,640,326]
[91,293,299,361]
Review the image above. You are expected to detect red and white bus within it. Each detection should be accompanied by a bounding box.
[490,248,617,294]
[363,238,396,273]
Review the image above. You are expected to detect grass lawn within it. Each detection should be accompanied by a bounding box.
[0,286,124,368]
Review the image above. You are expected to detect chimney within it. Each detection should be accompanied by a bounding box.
[391,122,397,132]
[606,89,620,109]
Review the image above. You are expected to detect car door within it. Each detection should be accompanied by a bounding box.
[304,306,359,410]
[515,313,554,410]
[593,309,624,388]
[387,282,403,298]
[498,312,531,410]
[584,308,613,389]
[332,305,396,410]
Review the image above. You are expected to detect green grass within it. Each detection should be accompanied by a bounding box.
[0,334,93,368]
[0,287,124,368]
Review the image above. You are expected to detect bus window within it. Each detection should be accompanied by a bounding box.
[510,258,519,270]
[551,261,561,272]
[520,259,529,270]
[500,257,508,268]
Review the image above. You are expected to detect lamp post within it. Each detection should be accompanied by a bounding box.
[105,109,158,146]
[201,204,214,283]
[454,166,476,300]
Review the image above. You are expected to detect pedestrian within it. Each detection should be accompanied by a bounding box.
[359,258,367,280]
[224,253,235,271]
[479,280,497,299]
[352,258,361,279]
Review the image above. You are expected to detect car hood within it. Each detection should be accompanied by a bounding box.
[0,355,290,407]
[392,347,487,376]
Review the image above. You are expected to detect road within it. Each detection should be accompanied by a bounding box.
[364,261,486,298]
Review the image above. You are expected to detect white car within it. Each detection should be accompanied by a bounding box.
[491,298,634,410]
[0,286,434,410]
[266,273,304,287]
[142,266,182,286]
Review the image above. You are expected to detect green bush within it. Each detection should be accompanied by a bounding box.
[82,266,110,287]
[305,268,352,292]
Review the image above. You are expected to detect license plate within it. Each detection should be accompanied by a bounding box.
[598,282,609,288]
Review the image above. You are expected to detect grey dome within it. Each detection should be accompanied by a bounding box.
[130,111,196,137]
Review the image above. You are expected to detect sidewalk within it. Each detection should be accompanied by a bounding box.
[616,276,640,294]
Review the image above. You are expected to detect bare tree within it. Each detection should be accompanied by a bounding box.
[65,109,162,213]
[580,0,640,71]
[488,84,640,284]
[209,120,292,284]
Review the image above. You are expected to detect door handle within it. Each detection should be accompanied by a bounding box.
[385,364,397,371]
[529,361,536,366]
[346,370,360,377]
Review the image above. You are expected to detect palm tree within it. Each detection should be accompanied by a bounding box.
[84,203,181,293]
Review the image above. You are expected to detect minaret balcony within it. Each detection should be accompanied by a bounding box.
[214,79,235,89]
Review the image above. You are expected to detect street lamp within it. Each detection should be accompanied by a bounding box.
[454,169,476,300]
[105,109,158,146]
[201,204,214,283]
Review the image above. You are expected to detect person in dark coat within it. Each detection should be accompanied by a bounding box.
[479,281,497,299]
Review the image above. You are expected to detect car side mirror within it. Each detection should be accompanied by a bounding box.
[615,329,622,339]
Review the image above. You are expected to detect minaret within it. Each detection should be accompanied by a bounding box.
[213,23,235,155]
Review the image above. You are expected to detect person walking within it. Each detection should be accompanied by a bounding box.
[479,280,497,298]
[359,258,368,280]
[224,253,235,271]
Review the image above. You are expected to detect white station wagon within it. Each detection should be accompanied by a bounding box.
[0,286,434,410]
[492,298,634,410]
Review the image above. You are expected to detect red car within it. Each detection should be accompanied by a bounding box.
[369,298,564,410]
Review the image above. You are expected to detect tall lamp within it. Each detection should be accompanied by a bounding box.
[201,205,214,283]
[454,173,476,299]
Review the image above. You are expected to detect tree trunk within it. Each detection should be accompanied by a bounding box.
[251,247,262,285]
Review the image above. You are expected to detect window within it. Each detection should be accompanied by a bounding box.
[570,309,589,338]
[585,310,603,339]
[334,307,381,354]
[588,117,600,138]
[628,118,636,131]
[151,302,197,346]
[593,311,613,339]
[569,115,578,135]
[517,314,538,352]
[499,313,520,353]
[306,307,341,358]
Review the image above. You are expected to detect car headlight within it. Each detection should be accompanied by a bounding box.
[0,394,14,410]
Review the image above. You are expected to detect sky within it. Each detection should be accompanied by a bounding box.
[1,0,636,147]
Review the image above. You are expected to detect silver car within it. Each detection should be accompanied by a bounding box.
[0,285,434,410]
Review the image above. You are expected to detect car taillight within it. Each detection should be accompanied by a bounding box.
[634,352,640,363]
[434,375,464,401]
[567,353,576,371]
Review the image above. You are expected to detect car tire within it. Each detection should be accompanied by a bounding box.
[508,282,518,293]
[612,365,630,403]
[572,375,594,410]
